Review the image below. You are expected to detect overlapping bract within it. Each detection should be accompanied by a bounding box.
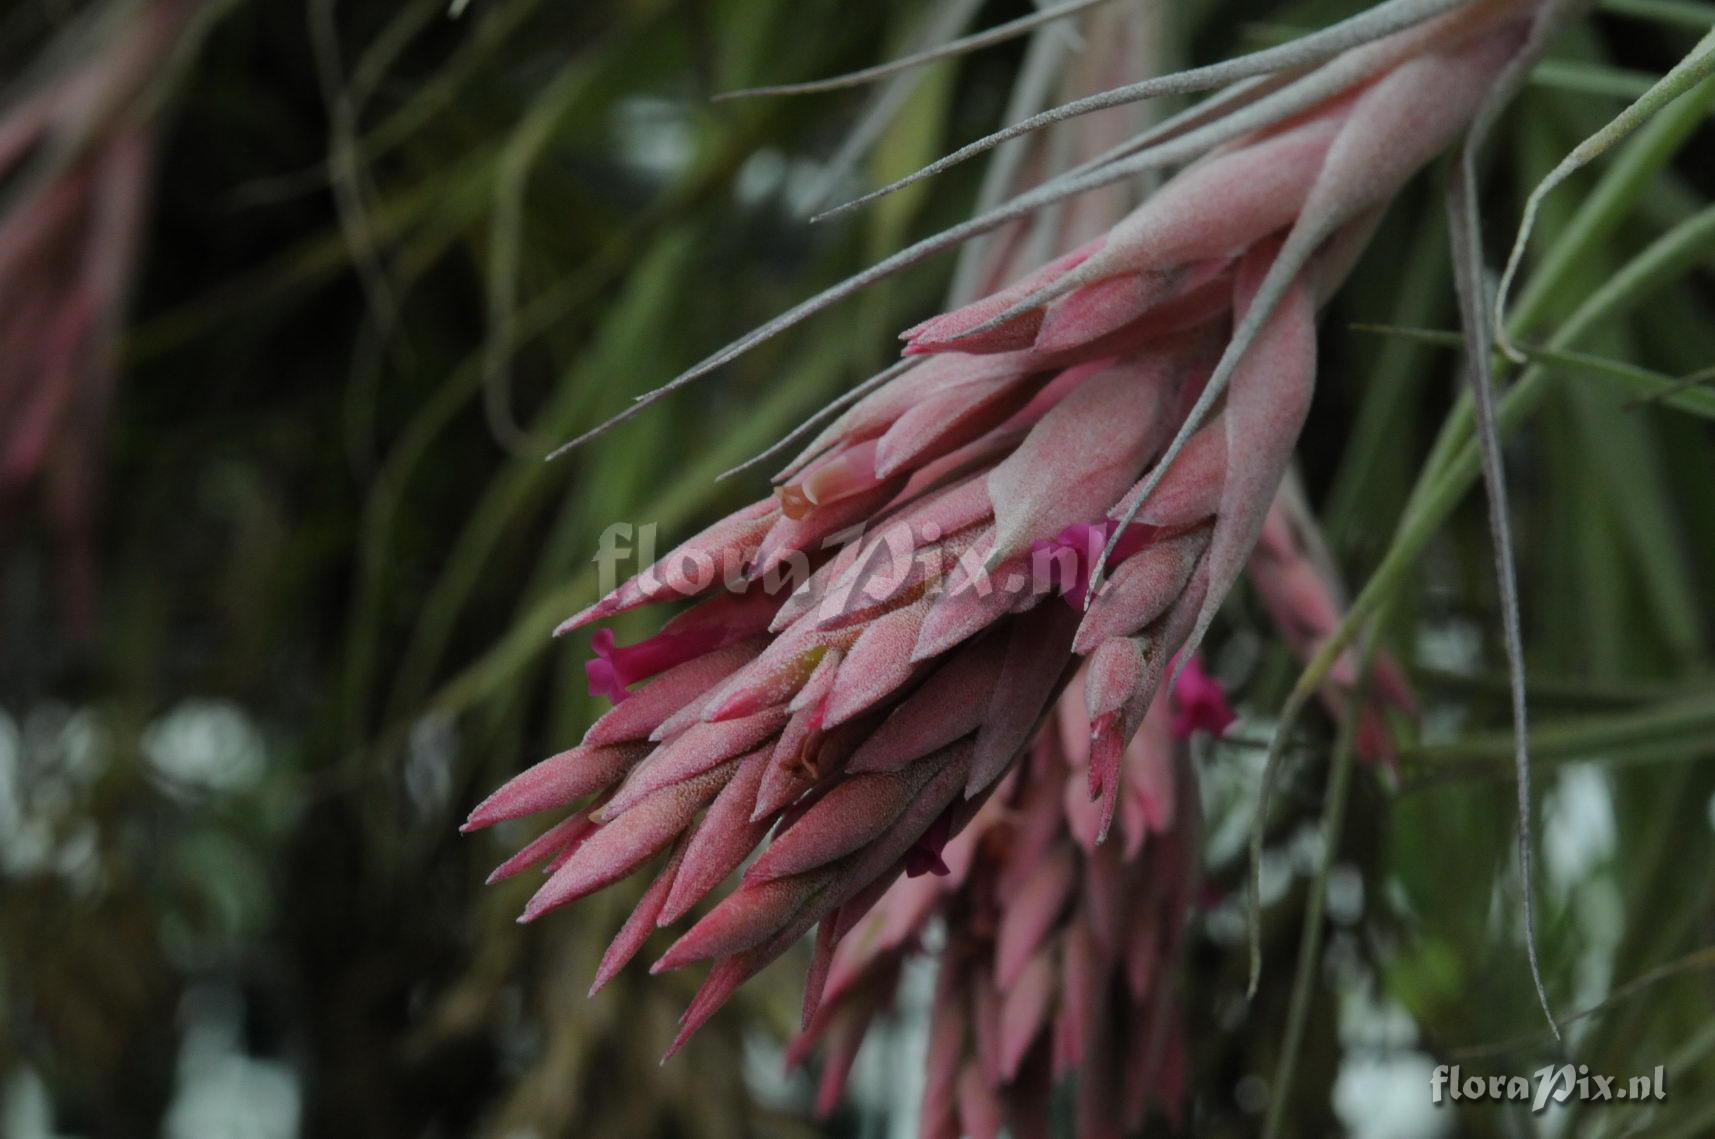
[788,681,1205,1139]
[780,494,1417,1135]
[471,0,1523,1070]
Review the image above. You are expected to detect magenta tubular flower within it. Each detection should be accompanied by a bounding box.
[0,0,196,631]
[471,0,1533,1063]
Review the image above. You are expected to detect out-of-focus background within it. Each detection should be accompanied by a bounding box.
[2,0,1713,1136]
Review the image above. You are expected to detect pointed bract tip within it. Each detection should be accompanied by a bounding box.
[555,601,611,637]
[588,959,627,997]
[705,690,762,723]
[462,794,519,834]
[660,1011,712,1063]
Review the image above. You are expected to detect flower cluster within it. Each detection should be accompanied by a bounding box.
[469,0,1526,1070]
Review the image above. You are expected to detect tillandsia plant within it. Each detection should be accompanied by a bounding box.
[0,0,203,633]
[467,0,1579,1104]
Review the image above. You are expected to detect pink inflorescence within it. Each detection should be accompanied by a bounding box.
[465,0,1522,1072]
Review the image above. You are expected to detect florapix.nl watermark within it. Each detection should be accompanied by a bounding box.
[588,517,1120,621]
[1432,1064,1666,1113]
